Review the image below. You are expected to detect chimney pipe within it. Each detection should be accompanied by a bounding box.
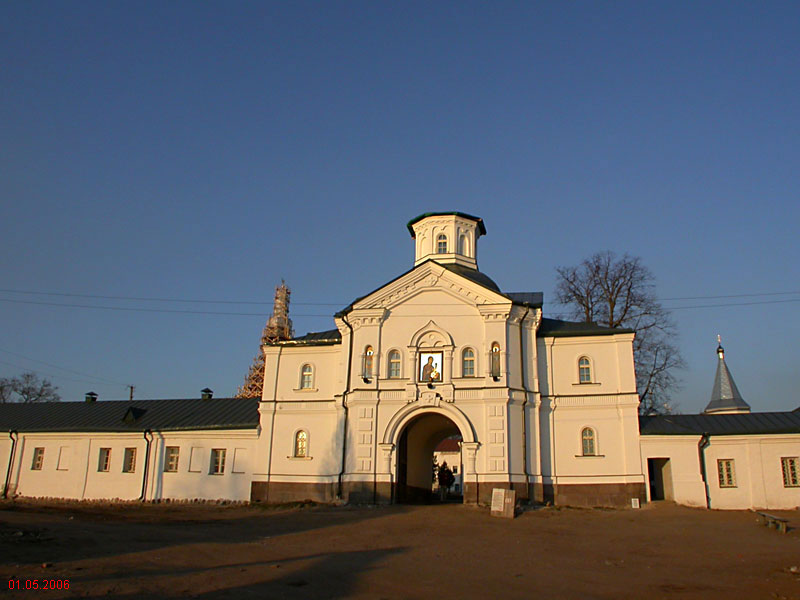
[85,392,98,403]
[201,388,213,400]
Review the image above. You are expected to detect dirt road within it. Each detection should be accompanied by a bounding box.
[2,500,798,599]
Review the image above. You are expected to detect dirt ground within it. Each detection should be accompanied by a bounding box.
[1,500,799,600]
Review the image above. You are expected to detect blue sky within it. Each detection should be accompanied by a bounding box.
[1,2,798,413]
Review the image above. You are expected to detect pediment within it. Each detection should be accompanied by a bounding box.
[352,262,510,313]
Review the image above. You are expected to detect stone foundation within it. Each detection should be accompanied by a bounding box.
[250,481,336,504]
[343,481,392,505]
[543,482,646,508]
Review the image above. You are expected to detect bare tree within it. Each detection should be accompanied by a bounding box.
[1,372,61,403]
[555,251,684,415]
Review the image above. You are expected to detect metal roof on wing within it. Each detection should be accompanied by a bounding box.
[537,317,633,337]
[639,412,800,436]
[0,397,260,433]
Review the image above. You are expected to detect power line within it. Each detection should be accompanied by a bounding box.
[0,359,125,388]
[0,348,129,386]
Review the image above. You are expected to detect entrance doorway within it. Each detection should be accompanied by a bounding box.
[396,412,463,504]
[647,458,674,501]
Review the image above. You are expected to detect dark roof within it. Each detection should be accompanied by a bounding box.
[406,212,487,237]
[639,412,800,436]
[435,438,461,452]
[0,397,260,433]
[505,292,544,307]
[274,329,342,346]
[537,317,633,337]
[440,263,502,293]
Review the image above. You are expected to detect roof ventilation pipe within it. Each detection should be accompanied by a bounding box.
[201,388,213,400]
[85,392,98,403]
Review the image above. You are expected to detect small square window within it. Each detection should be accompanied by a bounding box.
[782,457,799,488]
[123,447,137,473]
[210,448,226,475]
[31,447,45,471]
[717,459,736,488]
[164,446,180,473]
[98,448,111,472]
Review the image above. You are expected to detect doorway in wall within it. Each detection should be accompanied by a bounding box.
[396,412,463,504]
[647,458,674,501]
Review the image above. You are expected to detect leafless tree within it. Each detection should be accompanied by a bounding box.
[0,372,60,403]
[555,251,684,415]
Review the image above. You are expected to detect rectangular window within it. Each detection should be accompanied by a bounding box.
[389,358,401,378]
[717,459,736,488]
[164,446,180,473]
[98,448,111,472]
[123,447,137,473]
[210,448,226,475]
[782,457,799,487]
[31,447,45,470]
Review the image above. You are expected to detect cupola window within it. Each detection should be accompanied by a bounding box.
[436,234,448,254]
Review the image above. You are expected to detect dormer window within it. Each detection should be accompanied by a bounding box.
[436,234,448,254]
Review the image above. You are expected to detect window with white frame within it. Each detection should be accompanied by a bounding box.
[294,430,308,458]
[164,446,180,473]
[123,447,137,473]
[717,459,736,488]
[31,447,45,470]
[436,234,447,254]
[581,427,596,456]
[363,346,374,378]
[578,357,592,383]
[388,350,401,378]
[782,457,799,487]
[300,364,313,389]
[210,448,226,474]
[98,448,111,472]
[462,348,475,377]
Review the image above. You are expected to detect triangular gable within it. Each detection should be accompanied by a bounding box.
[349,260,511,313]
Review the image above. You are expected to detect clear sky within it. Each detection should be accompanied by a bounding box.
[1,2,798,413]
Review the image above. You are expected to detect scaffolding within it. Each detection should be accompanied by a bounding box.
[236,280,293,398]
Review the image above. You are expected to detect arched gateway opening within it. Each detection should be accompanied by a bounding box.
[396,413,464,504]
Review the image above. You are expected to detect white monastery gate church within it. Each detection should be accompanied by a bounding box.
[2,213,799,510]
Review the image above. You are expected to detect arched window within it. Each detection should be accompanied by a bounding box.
[581,427,596,456]
[294,430,308,458]
[462,348,475,377]
[437,234,448,254]
[300,364,313,389]
[363,346,374,378]
[579,357,592,383]
[490,343,501,378]
[458,234,467,255]
[388,350,401,378]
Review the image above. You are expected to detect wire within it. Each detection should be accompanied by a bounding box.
[0,348,129,386]
[0,359,124,388]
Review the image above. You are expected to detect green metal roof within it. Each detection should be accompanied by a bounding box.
[537,317,633,337]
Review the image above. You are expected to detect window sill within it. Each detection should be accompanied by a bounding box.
[287,456,313,460]
[573,382,601,387]
[293,388,319,393]
[575,454,605,458]
[209,472,225,476]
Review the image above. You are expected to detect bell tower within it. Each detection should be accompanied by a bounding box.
[407,212,486,269]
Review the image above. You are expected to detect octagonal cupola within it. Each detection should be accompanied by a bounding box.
[407,212,486,269]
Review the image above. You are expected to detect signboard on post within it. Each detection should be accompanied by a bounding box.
[490,488,516,519]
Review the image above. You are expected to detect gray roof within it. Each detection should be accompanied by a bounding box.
[639,412,800,436]
[537,317,633,337]
[275,329,342,346]
[0,397,260,433]
[704,350,750,413]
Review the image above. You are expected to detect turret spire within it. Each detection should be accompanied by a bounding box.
[703,336,750,414]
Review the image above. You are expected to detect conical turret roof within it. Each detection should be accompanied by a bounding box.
[704,339,750,414]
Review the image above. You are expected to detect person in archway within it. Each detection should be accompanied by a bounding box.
[437,462,455,500]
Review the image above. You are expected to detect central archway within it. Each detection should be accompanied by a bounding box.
[396,412,462,504]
